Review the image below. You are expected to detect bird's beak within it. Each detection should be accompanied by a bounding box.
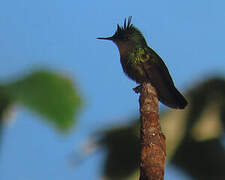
[97,36,113,41]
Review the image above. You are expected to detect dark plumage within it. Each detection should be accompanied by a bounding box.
[98,17,188,109]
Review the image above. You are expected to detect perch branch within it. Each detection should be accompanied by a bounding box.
[135,83,166,180]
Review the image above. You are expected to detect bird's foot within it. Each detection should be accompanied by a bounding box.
[133,85,142,94]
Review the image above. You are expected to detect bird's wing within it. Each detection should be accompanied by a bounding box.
[141,47,187,109]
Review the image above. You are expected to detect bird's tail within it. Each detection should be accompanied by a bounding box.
[158,86,188,109]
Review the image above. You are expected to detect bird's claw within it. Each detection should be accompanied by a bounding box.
[133,85,142,94]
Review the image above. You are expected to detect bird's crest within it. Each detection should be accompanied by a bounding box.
[114,16,137,36]
[113,16,144,42]
[116,16,133,34]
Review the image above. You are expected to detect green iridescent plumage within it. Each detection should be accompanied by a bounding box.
[98,17,188,109]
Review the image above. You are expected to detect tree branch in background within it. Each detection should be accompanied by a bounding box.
[136,83,166,180]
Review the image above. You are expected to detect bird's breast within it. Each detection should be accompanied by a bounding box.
[120,53,149,84]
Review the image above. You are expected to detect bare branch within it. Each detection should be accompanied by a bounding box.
[137,83,166,180]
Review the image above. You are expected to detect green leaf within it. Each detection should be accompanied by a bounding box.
[0,86,12,138]
[6,69,82,132]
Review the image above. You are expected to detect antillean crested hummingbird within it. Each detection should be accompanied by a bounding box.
[97,17,187,109]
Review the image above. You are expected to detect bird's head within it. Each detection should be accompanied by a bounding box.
[97,17,147,56]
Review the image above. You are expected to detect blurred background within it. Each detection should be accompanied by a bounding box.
[0,0,225,179]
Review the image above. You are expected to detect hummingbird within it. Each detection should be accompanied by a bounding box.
[97,17,188,109]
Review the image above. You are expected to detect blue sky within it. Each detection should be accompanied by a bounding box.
[0,0,225,179]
